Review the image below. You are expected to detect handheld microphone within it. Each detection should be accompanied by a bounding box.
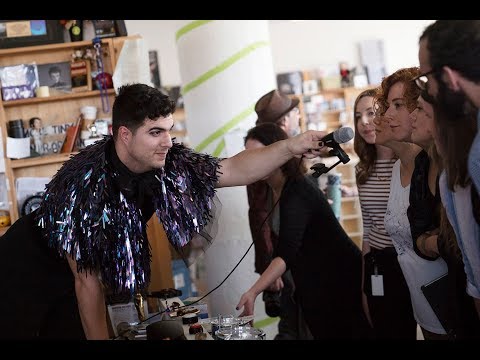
[146,319,187,340]
[319,127,354,148]
[311,127,353,178]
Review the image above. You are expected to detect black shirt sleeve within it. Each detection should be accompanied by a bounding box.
[408,151,441,260]
[277,178,314,269]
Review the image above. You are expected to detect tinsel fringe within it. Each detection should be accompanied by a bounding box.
[36,137,220,295]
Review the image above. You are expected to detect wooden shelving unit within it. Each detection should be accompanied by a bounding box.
[297,86,369,248]
[3,89,116,107]
[10,152,77,169]
[0,36,136,222]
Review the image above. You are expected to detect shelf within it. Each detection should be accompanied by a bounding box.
[342,179,356,185]
[171,130,187,137]
[341,214,361,220]
[348,231,362,238]
[321,109,344,115]
[0,38,113,57]
[10,152,77,169]
[175,108,186,121]
[319,88,345,94]
[2,89,116,108]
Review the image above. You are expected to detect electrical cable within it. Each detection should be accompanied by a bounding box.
[116,154,306,339]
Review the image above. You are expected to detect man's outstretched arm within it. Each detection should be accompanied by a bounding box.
[216,130,325,188]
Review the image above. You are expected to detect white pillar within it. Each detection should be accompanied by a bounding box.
[175,20,276,320]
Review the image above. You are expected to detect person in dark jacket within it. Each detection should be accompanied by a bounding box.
[247,89,311,339]
[237,123,371,339]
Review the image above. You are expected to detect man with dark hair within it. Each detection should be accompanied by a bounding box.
[48,65,67,89]
[418,20,480,319]
[0,83,326,339]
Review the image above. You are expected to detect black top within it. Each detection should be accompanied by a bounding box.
[276,176,370,339]
[407,150,441,260]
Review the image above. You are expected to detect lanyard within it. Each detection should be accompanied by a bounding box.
[93,37,110,113]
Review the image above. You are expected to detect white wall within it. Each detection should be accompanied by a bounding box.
[125,20,434,86]
[125,20,184,86]
[269,20,433,75]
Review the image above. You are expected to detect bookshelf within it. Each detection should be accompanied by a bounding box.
[0,36,137,222]
[295,86,373,248]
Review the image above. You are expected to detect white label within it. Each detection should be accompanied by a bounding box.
[174,273,185,288]
[371,275,384,296]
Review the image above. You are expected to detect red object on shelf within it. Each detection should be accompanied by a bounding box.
[95,72,113,89]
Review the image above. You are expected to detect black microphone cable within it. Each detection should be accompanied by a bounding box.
[121,154,307,337]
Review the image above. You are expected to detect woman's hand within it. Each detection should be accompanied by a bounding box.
[236,289,258,317]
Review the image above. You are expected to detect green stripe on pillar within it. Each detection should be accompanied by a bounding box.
[176,20,214,42]
[182,41,270,96]
[212,139,226,157]
[253,316,279,329]
[194,103,255,152]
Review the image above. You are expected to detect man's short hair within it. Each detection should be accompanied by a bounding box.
[112,83,176,140]
[49,66,61,75]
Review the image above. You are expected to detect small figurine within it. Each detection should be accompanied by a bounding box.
[84,48,94,61]
[339,62,352,88]
[71,49,84,62]
[29,117,43,155]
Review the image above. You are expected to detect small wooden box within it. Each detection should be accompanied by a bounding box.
[70,60,91,93]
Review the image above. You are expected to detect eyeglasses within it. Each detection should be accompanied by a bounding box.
[413,69,437,91]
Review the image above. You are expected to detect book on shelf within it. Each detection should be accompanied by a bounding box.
[60,116,81,153]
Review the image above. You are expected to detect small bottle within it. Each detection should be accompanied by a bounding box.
[327,173,342,221]
[69,20,83,42]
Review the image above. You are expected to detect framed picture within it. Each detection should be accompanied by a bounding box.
[0,20,64,49]
[149,50,161,89]
[37,62,72,94]
[114,20,128,37]
[92,20,117,38]
[276,71,303,95]
[70,60,92,92]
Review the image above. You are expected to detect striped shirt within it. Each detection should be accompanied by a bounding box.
[356,159,396,249]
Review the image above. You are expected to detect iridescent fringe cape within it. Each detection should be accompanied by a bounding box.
[35,136,220,295]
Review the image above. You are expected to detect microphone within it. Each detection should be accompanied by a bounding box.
[319,127,354,148]
[146,319,187,340]
[311,127,352,178]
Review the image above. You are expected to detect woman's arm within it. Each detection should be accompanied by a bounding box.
[236,257,287,317]
[416,230,440,258]
[66,256,109,340]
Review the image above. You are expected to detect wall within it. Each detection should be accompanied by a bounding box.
[125,20,434,86]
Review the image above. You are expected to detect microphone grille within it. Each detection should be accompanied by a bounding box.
[333,127,354,144]
[147,319,186,340]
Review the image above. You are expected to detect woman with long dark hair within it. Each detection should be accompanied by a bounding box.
[236,123,370,339]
